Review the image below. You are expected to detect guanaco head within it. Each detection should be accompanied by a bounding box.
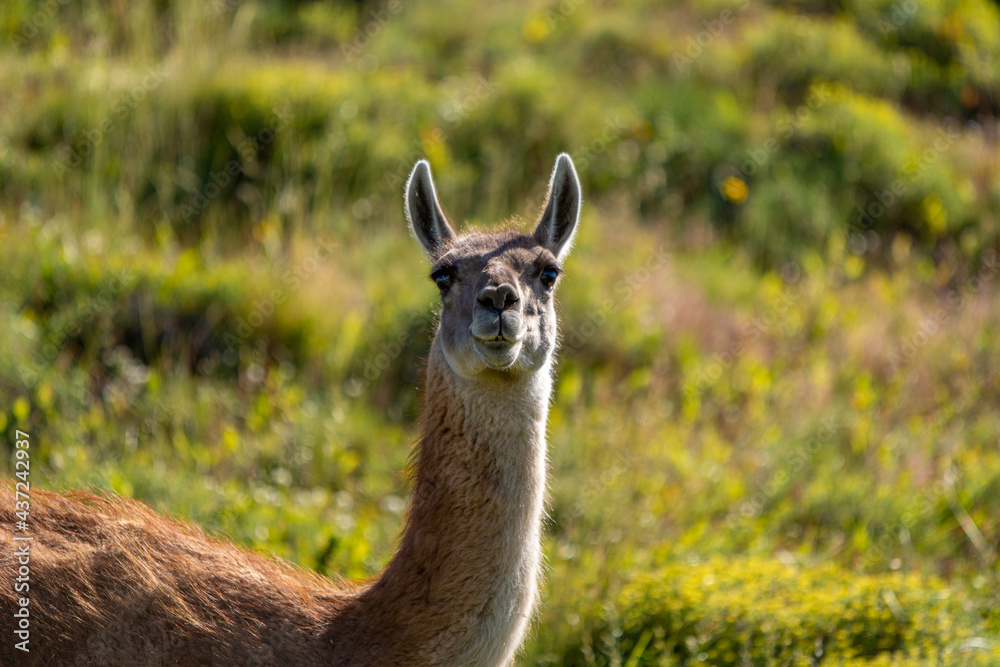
[405,154,581,379]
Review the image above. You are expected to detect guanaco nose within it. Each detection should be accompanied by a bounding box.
[477,283,520,312]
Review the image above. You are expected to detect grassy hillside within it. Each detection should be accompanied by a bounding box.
[1,0,999,664]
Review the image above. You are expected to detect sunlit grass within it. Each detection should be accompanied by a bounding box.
[2,0,999,664]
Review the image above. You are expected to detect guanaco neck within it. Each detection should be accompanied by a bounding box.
[327,338,552,666]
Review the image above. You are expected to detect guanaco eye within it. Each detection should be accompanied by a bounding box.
[540,267,560,290]
[431,268,454,290]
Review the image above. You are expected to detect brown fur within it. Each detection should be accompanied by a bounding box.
[1,488,356,665]
[1,155,582,666]
[323,345,550,664]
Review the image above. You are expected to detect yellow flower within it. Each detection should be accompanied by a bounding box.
[921,194,947,236]
[721,176,748,204]
[522,17,550,43]
[13,397,30,423]
[36,383,54,410]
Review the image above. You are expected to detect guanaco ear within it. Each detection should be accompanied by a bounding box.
[533,153,581,262]
[405,160,457,258]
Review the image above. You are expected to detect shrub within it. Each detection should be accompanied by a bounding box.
[556,557,998,666]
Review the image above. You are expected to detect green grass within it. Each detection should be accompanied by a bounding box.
[1,0,999,664]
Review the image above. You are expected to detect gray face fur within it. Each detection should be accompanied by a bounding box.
[405,154,582,379]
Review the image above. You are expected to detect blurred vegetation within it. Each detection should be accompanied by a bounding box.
[1,0,999,664]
